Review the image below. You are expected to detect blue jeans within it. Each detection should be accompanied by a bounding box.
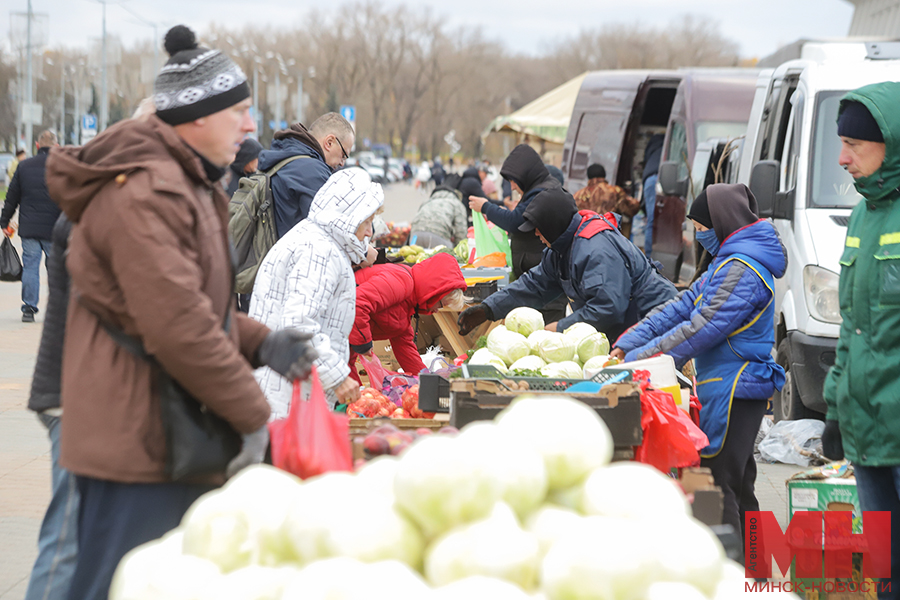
[853,465,900,600]
[21,238,52,314]
[24,413,79,600]
[643,175,657,258]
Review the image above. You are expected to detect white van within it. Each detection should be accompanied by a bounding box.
[738,42,900,421]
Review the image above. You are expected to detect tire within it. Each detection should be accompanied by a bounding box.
[773,337,816,422]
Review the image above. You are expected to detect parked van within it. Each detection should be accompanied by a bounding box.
[562,70,680,199]
[561,69,757,281]
[737,42,900,421]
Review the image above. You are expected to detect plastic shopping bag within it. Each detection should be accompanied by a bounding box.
[472,211,512,267]
[268,367,353,479]
[0,237,22,282]
[634,381,709,473]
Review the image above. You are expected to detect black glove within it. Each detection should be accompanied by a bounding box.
[258,329,318,381]
[458,304,493,335]
[822,419,844,461]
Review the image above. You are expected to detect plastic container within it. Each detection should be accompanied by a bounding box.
[605,355,689,412]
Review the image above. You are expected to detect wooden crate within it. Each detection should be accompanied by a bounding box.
[448,379,642,460]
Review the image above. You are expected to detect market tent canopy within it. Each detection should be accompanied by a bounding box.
[483,72,587,145]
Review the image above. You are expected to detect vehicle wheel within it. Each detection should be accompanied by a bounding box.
[773,337,816,422]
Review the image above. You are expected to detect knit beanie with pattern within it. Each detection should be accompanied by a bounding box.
[153,25,250,126]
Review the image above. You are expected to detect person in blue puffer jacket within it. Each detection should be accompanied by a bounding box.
[612,183,786,554]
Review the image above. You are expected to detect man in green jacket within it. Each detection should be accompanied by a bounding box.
[823,81,900,599]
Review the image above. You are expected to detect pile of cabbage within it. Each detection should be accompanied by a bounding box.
[468,307,612,379]
[109,396,778,600]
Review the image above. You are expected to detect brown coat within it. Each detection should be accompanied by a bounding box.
[46,115,271,483]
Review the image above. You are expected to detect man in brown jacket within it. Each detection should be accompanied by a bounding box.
[45,26,316,600]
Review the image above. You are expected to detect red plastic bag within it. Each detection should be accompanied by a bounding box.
[634,382,709,474]
[268,367,353,479]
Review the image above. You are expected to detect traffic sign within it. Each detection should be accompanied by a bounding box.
[340,105,356,131]
[82,114,97,132]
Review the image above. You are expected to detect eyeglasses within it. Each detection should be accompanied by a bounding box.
[334,136,349,161]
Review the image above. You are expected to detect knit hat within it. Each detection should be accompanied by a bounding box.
[153,25,251,125]
[686,189,713,229]
[519,188,578,244]
[587,163,606,180]
[837,101,884,143]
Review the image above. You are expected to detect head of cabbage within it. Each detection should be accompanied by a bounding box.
[577,332,610,364]
[527,330,555,356]
[563,322,599,346]
[534,332,576,364]
[508,355,546,373]
[540,361,584,379]
[487,327,530,367]
[469,348,509,374]
[504,307,545,338]
[582,355,611,379]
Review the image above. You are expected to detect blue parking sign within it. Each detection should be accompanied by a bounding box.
[82,114,97,131]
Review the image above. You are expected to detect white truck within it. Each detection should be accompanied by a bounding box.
[737,42,900,421]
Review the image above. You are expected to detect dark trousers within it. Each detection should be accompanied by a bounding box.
[66,476,215,600]
[853,465,900,599]
[701,397,766,561]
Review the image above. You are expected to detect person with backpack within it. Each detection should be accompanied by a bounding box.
[224,137,263,197]
[260,113,355,239]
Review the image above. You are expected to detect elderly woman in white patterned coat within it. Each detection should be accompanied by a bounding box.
[250,167,384,417]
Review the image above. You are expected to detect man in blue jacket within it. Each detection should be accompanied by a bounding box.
[1,130,62,322]
[458,188,676,338]
[257,112,354,238]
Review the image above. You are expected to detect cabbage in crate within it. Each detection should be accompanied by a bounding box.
[533,331,576,364]
[540,361,583,379]
[508,355,546,372]
[576,332,610,364]
[526,330,556,356]
[562,322,598,346]
[469,348,508,373]
[504,307,545,337]
[487,326,530,366]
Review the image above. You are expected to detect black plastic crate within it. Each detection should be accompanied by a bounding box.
[418,373,451,413]
[466,280,498,302]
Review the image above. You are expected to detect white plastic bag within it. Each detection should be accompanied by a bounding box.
[757,419,825,466]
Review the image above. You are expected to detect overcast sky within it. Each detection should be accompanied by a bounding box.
[4,0,855,60]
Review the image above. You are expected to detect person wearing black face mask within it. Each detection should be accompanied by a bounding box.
[611,183,787,561]
[458,188,676,338]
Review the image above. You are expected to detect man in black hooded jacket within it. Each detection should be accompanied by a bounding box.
[459,188,676,338]
[469,144,567,321]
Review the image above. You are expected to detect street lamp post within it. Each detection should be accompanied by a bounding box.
[25,0,33,154]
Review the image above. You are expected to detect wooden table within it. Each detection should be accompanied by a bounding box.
[431,307,500,357]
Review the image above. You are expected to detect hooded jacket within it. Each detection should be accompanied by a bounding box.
[250,168,384,417]
[409,187,468,245]
[616,183,787,457]
[1,147,62,240]
[484,211,676,338]
[350,253,466,375]
[484,145,561,277]
[824,81,900,466]
[257,123,333,238]
[45,115,272,483]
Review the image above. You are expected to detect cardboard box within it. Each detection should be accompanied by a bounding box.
[373,340,397,371]
[787,462,876,600]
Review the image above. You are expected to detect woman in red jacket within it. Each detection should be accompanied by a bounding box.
[350,252,467,381]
